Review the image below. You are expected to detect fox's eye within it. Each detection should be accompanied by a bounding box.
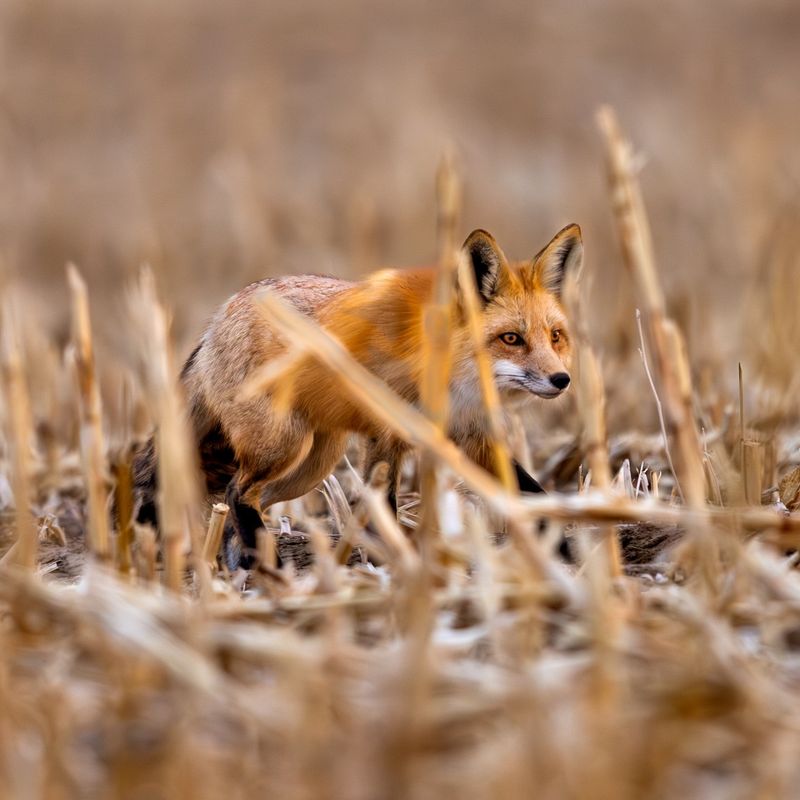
[551,329,563,344]
[500,332,524,346]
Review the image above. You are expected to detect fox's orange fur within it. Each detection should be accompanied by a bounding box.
[134,224,582,566]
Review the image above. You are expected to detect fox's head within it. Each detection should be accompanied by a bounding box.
[461,224,582,400]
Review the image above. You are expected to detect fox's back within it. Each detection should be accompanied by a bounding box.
[248,275,355,317]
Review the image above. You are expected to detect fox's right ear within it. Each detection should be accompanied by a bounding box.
[462,229,507,303]
[533,223,583,297]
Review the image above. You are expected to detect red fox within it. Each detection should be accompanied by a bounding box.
[134,224,581,566]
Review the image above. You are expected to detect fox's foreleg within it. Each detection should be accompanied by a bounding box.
[363,435,409,514]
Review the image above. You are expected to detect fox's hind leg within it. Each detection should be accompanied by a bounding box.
[221,419,315,570]
[224,430,347,570]
[223,477,267,570]
[259,431,348,510]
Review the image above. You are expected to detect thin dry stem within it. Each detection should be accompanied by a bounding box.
[129,268,208,596]
[112,452,135,575]
[0,299,37,570]
[67,264,111,560]
[203,502,229,568]
[596,105,664,315]
[742,441,764,506]
[456,249,516,492]
[636,308,683,501]
[564,261,622,578]
[416,150,462,560]
[256,526,277,571]
[238,345,308,403]
[598,106,706,511]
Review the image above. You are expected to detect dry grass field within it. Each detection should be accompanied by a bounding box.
[3,1,800,798]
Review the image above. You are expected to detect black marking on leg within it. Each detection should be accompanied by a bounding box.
[222,516,242,571]
[514,461,545,494]
[558,534,575,563]
[513,461,572,562]
[132,436,159,528]
[224,479,267,570]
[136,499,158,528]
[387,486,398,516]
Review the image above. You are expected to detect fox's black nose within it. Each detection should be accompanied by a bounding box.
[549,372,571,390]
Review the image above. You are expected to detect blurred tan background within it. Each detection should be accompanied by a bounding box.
[2,0,799,423]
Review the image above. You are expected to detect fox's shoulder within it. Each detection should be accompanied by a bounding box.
[321,266,436,322]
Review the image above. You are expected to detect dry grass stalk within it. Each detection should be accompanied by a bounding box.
[703,454,724,506]
[327,471,362,565]
[742,441,765,506]
[306,518,338,594]
[595,107,664,316]
[518,489,800,534]
[661,319,708,507]
[237,344,308,403]
[661,319,723,582]
[128,268,207,595]
[562,261,624,722]
[739,360,745,443]
[203,502,229,568]
[134,523,157,582]
[597,106,718,589]
[111,449,135,575]
[563,257,622,578]
[67,264,111,560]
[256,526,277,571]
[416,151,461,559]
[597,106,706,511]
[763,438,777,491]
[575,353,622,580]
[0,297,37,570]
[357,483,420,574]
[456,249,516,492]
[738,363,773,504]
[636,308,682,500]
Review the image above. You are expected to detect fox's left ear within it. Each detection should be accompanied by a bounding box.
[533,223,583,297]
[462,229,508,303]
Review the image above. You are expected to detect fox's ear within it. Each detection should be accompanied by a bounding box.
[462,229,507,302]
[534,224,583,297]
